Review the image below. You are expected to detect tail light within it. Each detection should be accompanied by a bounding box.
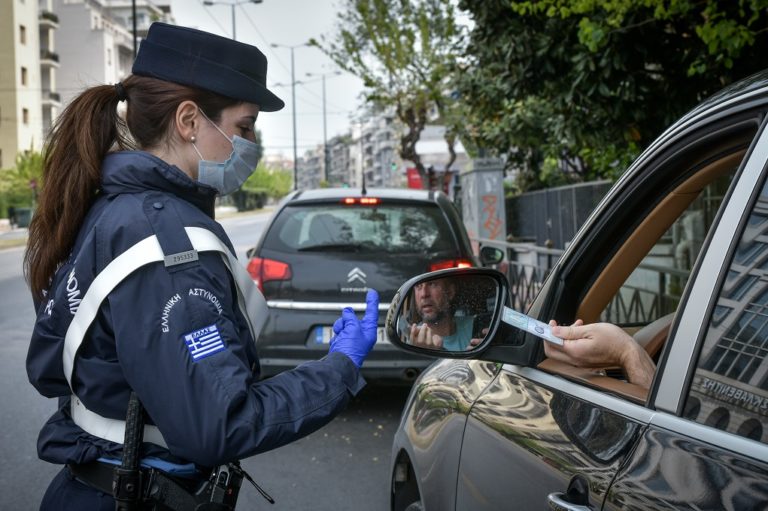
[246,257,292,292]
[429,259,474,272]
[341,197,381,205]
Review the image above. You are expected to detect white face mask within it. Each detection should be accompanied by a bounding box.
[191,111,262,195]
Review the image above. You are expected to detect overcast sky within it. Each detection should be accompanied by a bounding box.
[170,0,365,159]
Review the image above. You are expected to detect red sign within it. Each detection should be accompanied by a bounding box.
[406,167,423,189]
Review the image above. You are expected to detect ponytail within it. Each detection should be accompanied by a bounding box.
[24,84,130,301]
[24,75,238,301]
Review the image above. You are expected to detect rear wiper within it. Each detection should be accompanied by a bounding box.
[298,243,363,252]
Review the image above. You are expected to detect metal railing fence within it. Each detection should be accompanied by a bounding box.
[476,237,687,325]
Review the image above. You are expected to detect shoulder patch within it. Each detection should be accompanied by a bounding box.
[183,324,226,361]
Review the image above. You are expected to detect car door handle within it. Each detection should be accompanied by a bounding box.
[547,492,592,511]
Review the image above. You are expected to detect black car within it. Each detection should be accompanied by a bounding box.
[384,71,768,510]
[246,187,479,382]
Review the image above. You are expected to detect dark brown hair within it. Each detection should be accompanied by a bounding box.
[24,75,238,300]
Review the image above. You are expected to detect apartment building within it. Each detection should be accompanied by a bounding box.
[0,0,56,167]
[327,134,352,187]
[0,0,172,169]
[297,145,323,190]
[103,0,171,40]
[53,0,173,107]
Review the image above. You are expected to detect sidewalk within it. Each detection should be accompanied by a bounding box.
[0,229,28,249]
[0,219,27,249]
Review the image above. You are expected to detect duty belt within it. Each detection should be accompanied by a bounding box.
[68,460,232,511]
[68,460,273,510]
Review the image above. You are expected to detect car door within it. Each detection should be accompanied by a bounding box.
[605,117,768,510]
[455,102,767,510]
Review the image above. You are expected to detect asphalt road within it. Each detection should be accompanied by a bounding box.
[0,210,412,510]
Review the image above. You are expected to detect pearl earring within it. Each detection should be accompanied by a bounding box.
[190,135,196,143]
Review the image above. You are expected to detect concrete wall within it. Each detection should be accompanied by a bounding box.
[55,0,107,106]
[54,0,135,108]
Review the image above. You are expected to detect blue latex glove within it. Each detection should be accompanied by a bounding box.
[328,289,379,368]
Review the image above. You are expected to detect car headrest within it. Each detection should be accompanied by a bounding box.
[633,312,675,361]
[308,214,352,244]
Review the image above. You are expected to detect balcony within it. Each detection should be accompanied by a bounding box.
[42,90,62,106]
[376,138,395,151]
[40,49,60,67]
[39,10,60,28]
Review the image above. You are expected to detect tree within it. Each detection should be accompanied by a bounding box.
[0,150,44,217]
[312,0,466,188]
[456,0,768,191]
[243,163,293,199]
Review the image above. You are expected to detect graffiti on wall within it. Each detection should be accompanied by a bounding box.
[482,194,503,239]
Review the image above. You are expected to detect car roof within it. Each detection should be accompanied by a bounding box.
[685,69,768,119]
[669,69,768,134]
[284,187,446,204]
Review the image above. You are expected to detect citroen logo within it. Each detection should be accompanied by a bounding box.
[347,267,366,284]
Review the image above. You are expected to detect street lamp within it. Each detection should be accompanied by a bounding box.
[271,42,308,190]
[306,71,341,184]
[203,0,263,40]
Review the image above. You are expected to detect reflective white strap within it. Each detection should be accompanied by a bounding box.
[63,235,164,388]
[71,395,168,448]
[186,227,268,344]
[63,227,268,448]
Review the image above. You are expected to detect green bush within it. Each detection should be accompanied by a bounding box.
[243,164,292,199]
[0,150,43,219]
[230,188,269,212]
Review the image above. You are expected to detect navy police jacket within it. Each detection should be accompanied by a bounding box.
[26,151,364,469]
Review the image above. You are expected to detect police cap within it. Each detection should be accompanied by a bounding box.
[132,22,285,112]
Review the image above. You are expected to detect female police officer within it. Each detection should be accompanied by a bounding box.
[25,22,379,510]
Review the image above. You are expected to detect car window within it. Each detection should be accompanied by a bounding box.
[684,175,768,443]
[262,203,457,254]
[539,140,755,401]
[600,172,734,327]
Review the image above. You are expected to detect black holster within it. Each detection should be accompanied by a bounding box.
[112,392,243,511]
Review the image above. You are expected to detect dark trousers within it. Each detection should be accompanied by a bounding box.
[40,467,115,511]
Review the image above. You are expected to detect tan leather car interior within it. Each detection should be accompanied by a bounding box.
[576,150,744,322]
[633,312,675,362]
[538,148,746,402]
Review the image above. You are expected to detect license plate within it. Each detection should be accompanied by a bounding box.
[311,326,388,345]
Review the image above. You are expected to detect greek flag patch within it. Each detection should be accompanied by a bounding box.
[183,324,226,361]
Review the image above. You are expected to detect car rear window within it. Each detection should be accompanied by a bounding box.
[263,203,457,254]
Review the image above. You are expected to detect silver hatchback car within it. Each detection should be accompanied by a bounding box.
[384,71,768,510]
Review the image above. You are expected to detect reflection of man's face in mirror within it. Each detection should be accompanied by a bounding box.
[414,279,455,328]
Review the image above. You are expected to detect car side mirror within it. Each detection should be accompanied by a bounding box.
[246,247,255,259]
[479,246,504,265]
[385,268,508,357]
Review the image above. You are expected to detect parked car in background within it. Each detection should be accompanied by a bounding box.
[385,71,768,510]
[246,187,483,383]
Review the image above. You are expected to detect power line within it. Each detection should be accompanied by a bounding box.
[270,82,345,113]
[198,0,231,38]
[237,5,292,75]
[236,7,353,114]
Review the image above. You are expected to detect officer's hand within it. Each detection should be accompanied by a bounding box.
[328,289,380,368]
